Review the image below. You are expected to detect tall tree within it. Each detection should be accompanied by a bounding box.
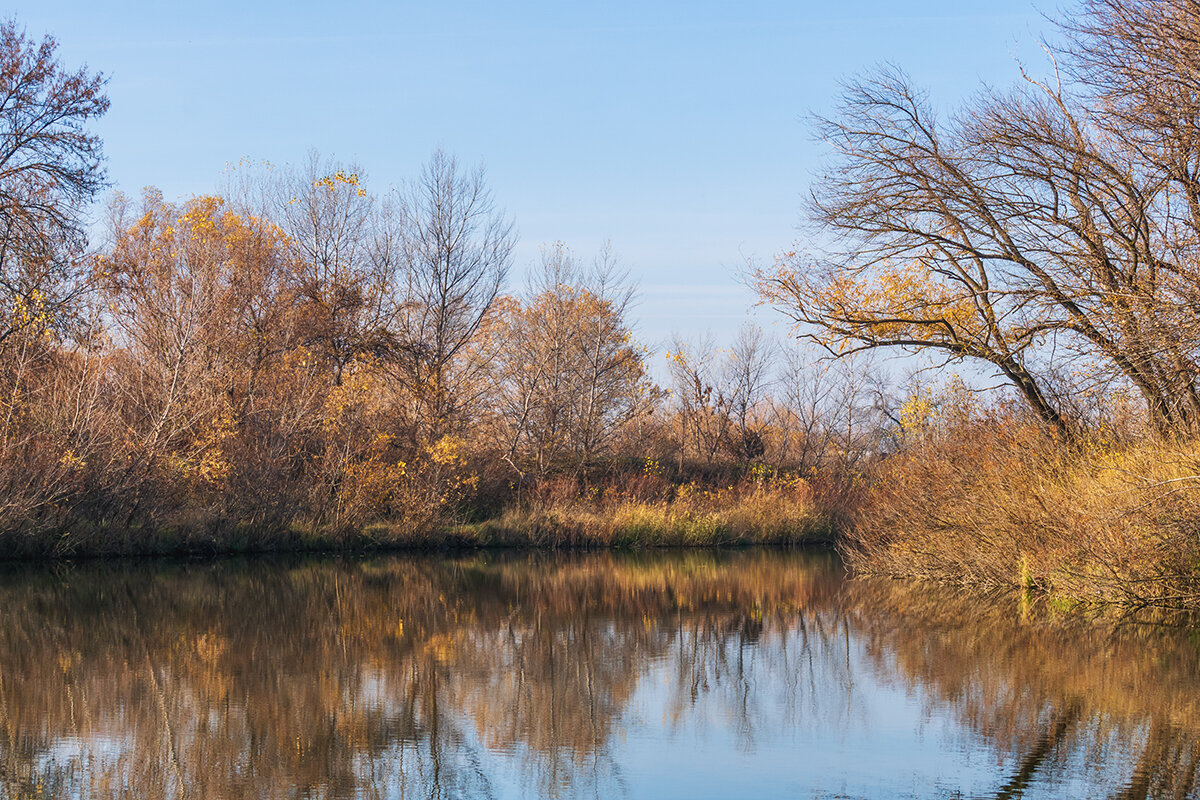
[272,153,391,385]
[0,19,109,533]
[756,26,1200,439]
[0,19,107,345]
[393,151,515,440]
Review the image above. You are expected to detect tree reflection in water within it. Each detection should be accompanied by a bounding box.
[0,551,1197,799]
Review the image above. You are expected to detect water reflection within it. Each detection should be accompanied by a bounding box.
[0,551,1197,799]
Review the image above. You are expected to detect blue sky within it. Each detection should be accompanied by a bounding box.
[14,0,1053,351]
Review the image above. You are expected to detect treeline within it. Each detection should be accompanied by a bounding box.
[0,20,881,554]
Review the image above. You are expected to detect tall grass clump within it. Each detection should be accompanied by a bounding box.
[454,465,832,548]
[845,399,1200,608]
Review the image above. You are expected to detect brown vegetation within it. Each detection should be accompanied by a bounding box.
[750,0,1200,608]
[0,22,856,556]
[842,389,1200,607]
[449,466,832,548]
[10,1,1200,616]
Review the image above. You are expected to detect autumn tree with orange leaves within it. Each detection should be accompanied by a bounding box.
[489,242,656,479]
[99,191,299,513]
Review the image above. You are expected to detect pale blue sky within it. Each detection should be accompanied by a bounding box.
[14,1,1052,350]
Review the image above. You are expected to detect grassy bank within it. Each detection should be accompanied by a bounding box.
[366,475,831,550]
[844,419,1200,608]
[426,484,833,548]
[0,473,830,559]
[22,412,1200,616]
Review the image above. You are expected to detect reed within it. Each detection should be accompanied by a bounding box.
[845,416,1200,608]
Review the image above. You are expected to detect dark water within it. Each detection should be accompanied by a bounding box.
[1,550,1199,799]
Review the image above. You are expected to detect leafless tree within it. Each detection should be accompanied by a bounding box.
[393,151,515,440]
[773,348,890,471]
[0,19,108,345]
[667,334,732,465]
[721,323,775,461]
[757,36,1200,438]
[271,153,392,385]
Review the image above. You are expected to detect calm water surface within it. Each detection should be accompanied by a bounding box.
[1,549,1198,799]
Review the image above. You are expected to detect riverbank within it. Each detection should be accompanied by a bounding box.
[418,486,835,548]
[11,424,1200,613]
[0,478,832,559]
[843,420,1200,609]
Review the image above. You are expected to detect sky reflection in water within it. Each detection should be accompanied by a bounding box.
[0,550,1197,799]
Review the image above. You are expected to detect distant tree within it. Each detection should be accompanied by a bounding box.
[772,348,891,471]
[666,326,775,465]
[270,153,392,385]
[393,151,515,440]
[490,242,655,477]
[567,242,657,471]
[666,335,732,465]
[721,324,774,462]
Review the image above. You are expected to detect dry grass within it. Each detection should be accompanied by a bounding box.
[0,468,832,558]
[845,418,1200,608]
[385,476,833,549]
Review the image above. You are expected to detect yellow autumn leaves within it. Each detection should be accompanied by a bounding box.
[314,169,368,198]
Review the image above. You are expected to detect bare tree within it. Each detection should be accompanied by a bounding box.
[756,46,1200,439]
[666,334,732,465]
[394,151,515,440]
[772,348,888,471]
[0,19,108,345]
[721,323,775,461]
[1065,0,1200,232]
[271,153,391,385]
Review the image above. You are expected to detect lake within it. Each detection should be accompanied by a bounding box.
[0,549,1197,799]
